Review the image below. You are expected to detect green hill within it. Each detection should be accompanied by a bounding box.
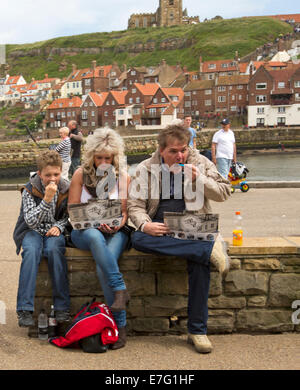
[4,17,293,79]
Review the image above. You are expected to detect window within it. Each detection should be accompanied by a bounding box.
[136,97,140,103]
[82,111,87,119]
[50,113,54,118]
[112,100,115,105]
[205,89,212,95]
[184,92,191,97]
[232,95,235,101]
[237,85,243,90]
[295,93,300,101]
[218,96,226,102]
[218,86,226,92]
[185,101,191,107]
[91,122,95,127]
[256,95,266,103]
[257,107,265,114]
[278,107,286,113]
[91,111,95,117]
[277,117,286,125]
[256,83,267,90]
[149,108,156,115]
[208,64,216,69]
[85,79,91,86]
[67,112,71,117]
[161,97,166,103]
[239,95,243,100]
[133,108,140,115]
[257,118,265,126]
[278,82,285,89]
[131,70,136,76]
[205,100,212,106]
[104,111,108,117]
[132,88,136,94]
[84,102,88,107]
[61,112,66,118]
[231,106,237,111]
[106,101,110,105]
[89,102,93,107]
[129,98,133,104]
[294,81,300,88]
[119,109,124,115]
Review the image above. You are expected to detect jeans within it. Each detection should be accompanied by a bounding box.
[71,228,129,328]
[17,231,70,312]
[131,231,213,334]
[70,157,81,176]
[216,158,232,179]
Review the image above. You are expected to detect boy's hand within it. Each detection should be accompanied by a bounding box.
[46,226,61,237]
[143,222,170,237]
[44,181,57,203]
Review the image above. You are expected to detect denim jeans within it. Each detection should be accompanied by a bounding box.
[17,231,70,312]
[70,157,81,176]
[216,158,232,179]
[71,228,129,328]
[131,231,213,334]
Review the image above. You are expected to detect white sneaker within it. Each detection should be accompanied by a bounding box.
[210,234,230,276]
[187,334,213,354]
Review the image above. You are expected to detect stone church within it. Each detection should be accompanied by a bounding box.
[128,0,199,29]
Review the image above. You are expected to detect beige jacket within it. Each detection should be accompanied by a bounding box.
[127,148,231,230]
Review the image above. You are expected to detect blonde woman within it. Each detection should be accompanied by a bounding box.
[68,128,130,350]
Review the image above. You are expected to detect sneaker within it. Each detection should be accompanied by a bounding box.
[17,311,34,327]
[187,334,213,354]
[55,310,71,323]
[210,234,230,277]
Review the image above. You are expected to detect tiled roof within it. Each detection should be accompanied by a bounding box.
[269,14,300,23]
[135,83,160,96]
[216,75,250,86]
[47,97,82,109]
[87,92,109,107]
[184,80,214,91]
[202,59,238,73]
[110,90,128,105]
[5,75,22,85]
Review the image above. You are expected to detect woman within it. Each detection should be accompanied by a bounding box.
[68,128,131,350]
[55,127,71,180]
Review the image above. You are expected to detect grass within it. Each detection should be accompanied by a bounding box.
[3,17,293,79]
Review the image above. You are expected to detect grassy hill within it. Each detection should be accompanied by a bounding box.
[3,17,293,79]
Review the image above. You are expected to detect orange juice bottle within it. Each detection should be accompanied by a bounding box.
[233,211,243,246]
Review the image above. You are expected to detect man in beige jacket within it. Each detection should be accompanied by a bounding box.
[127,124,231,354]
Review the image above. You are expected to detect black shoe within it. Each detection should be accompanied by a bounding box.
[17,311,34,327]
[55,310,71,323]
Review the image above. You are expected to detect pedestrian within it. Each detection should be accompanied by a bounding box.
[68,120,83,177]
[68,127,131,350]
[183,116,197,148]
[211,118,237,179]
[55,127,71,180]
[127,123,231,354]
[13,150,71,328]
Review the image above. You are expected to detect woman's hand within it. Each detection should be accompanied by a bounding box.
[98,223,115,234]
[46,226,61,237]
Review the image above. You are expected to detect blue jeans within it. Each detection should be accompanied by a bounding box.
[71,228,128,328]
[216,158,232,179]
[131,231,213,334]
[17,231,70,312]
[70,157,81,176]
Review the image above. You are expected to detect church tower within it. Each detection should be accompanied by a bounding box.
[157,0,183,27]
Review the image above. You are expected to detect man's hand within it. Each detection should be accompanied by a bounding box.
[46,226,61,237]
[44,182,57,203]
[98,223,115,234]
[143,222,170,237]
[183,164,200,183]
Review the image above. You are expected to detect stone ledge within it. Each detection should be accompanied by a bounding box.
[29,237,300,337]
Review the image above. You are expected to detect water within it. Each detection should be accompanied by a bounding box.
[1,152,300,184]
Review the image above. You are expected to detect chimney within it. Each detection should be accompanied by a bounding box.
[185,73,190,85]
[183,65,187,73]
[31,78,35,82]
[123,64,127,72]
[235,51,239,61]
[45,74,48,79]
[72,64,77,73]
[249,65,253,78]
[91,60,97,70]
[199,56,203,73]
[161,59,166,66]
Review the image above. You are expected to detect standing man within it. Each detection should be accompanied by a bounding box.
[183,116,197,149]
[128,124,231,354]
[211,118,236,179]
[68,120,83,177]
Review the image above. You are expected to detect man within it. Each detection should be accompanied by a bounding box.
[211,118,237,179]
[127,124,231,354]
[13,150,70,327]
[68,120,83,176]
[183,116,197,148]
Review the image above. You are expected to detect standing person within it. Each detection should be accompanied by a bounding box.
[127,124,231,354]
[68,120,83,177]
[13,150,70,328]
[55,127,71,180]
[183,116,197,148]
[68,128,131,350]
[211,118,237,179]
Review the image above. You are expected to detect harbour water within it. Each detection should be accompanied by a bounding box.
[0,152,299,184]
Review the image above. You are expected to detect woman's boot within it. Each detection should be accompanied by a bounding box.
[111,327,126,350]
[110,289,130,312]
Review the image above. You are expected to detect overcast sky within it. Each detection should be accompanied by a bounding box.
[0,0,298,44]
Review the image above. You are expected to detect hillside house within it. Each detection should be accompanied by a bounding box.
[248,64,300,127]
[46,96,82,129]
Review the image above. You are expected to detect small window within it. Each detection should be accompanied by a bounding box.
[256,83,267,90]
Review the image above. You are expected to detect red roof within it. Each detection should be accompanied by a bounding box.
[47,97,82,109]
[5,75,22,85]
[110,90,128,105]
[86,92,109,107]
[135,83,160,96]
[269,14,300,23]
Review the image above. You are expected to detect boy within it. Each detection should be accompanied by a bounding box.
[13,150,71,327]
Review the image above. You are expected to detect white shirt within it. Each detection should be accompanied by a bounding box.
[212,129,235,159]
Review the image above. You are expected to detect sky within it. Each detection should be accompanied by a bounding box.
[0,0,299,45]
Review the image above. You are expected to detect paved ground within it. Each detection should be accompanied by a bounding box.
[0,189,299,371]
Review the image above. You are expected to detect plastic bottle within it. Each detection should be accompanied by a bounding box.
[38,309,48,341]
[233,211,243,246]
[48,305,57,338]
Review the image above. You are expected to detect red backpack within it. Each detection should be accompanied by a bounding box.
[49,298,119,352]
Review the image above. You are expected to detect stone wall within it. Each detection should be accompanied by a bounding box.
[29,237,300,337]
